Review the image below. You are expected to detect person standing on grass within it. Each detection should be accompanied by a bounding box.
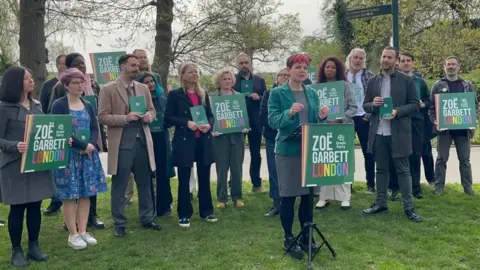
[345,48,376,195]
[428,56,479,196]
[233,53,266,193]
[388,52,431,200]
[45,53,107,230]
[135,72,175,217]
[0,66,56,267]
[51,68,108,250]
[260,68,289,217]
[315,55,358,210]
[212,69,249,209]
[98,54,161,237]
[268,53,329,260]
[165,62,217,228]
[361,47,422,223]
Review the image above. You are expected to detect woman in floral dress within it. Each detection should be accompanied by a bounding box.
[51,68,108,250]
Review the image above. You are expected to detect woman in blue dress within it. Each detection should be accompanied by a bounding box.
[51,68,108,250]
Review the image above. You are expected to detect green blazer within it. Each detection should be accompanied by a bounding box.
[268,83,325,156]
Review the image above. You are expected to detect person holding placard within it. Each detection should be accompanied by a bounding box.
[260,68,289,217]
[345,48,376,194]
[165,62,217,228]
[211,68,249,209]
[428,56,479,196]
[233,53,266,193]
[314,56,357,210]
[98,54,160,237]
[268,53,329,260]
[51,68,108,250]
[362,47,422,223]
[136,72,175,217]
[0,66,56,267]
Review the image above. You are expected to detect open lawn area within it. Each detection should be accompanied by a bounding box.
[0,181,479,270]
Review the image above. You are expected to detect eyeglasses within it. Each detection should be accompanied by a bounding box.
[70,81,86,85]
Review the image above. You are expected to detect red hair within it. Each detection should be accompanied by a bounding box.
[286,53,311,68]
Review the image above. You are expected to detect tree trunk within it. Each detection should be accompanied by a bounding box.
[19,0,47,99]
[152,0,174,92]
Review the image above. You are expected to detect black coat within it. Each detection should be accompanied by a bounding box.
[164,88,214,167]
[50,96,100,151]
[363,70,420,158]
[233,73,266,132]
[259,89,277,140]
[39,77,59,113]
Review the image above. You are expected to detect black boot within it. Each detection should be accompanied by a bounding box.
[11,247,27,267]
[43,203,61,216]
[300,233,320,254]
[264,199,281,217]
[283,236,304,260]
[26,241,48,262]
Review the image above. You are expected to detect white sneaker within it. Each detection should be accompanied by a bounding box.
[340,201,351,209]
[316,200,327,208]
[80,232,98,246]
[68,234,87,250]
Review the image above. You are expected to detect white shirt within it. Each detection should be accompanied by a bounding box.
[347,71,366,116]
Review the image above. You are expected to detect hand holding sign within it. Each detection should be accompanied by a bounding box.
[212,132,223,137]
[289,103,304,117]
[142,114,151,124]
[249,93,260,100]
[318,105,329,120]
[187,121,198,131]
[386,109,397,120]
[85,143,95,154]
[373,96,384,107]
[198,124,211,133]
[17,142,27,153]
[241,128,250,134]
[127,112,141,122]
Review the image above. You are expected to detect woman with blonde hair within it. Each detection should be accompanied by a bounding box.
[165,62,217,228]
[212,68,249,209]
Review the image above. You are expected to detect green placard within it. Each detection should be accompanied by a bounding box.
[211,95,249,134]
[75,129,91,143]
[190,105,209,125]
[150,111,164,132]
[436,92,477,130]
[129,96,147,114]
[81,95,97,114]
[21,115,72,173]
[311,81,345,120]
[241,80,253,96]
[379,97,393,118]
[301,124,355,187]
[307,67,316,83]
[89,51,125,86]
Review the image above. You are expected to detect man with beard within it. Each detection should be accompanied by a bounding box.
[44,53,106,229]
[345,48,375,194]
[428,56,478,196]
[233,53,266,192]
[98,54,160,237]
[362,47,422,222]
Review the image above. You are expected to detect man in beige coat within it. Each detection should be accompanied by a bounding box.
[98,54,160,237]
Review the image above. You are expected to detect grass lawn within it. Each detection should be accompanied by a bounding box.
[0,181,480,270]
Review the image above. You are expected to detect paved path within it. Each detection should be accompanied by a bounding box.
[100,147,480,184]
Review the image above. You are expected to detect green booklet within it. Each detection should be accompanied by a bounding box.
[190,105,209,125]
[150,111,164,132]
[241,80,253,96]
[76,129,91,143]
[129,96,147,114]
[81,95,97,114]
[379,97,393,118]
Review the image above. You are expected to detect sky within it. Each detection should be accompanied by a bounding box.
[59,0,325,74]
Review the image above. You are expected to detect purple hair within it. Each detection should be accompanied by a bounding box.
[60,68,84,86]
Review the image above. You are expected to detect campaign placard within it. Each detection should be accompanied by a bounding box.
[301,124,355,187]
[21,115,72,173]
[211,95,249,134]
[435,92,477,130]
[310,82,345,120]
[89,51,125,86]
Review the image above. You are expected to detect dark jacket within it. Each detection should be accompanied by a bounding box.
[0,99,56,205]
[39,77,59,113]
[51,96,100,151]
[259,89,277,140]
[233,73,267,132]
[164,88,215,167]
[363,70,420,158]
[151,94,175,178]
[428,77,479,139]
[413,75,431,120]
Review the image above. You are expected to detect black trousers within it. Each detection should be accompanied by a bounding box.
[152,132,172,215]
[177,138,213,219]
[280,195,310,238]
[8,201,42,248]
[247,125,262,188]
[422,140,435,183]
[353,116,375,188]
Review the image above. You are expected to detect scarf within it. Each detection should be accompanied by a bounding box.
[83,73,94,96]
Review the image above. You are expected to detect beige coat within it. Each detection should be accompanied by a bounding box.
[98,77,156,175]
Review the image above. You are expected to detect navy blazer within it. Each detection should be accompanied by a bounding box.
[50,96,99,151]
[233,73,267,131]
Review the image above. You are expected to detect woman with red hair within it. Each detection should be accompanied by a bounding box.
[268,53,329,260]
[314,55,358,210]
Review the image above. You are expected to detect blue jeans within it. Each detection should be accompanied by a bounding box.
[265,138,280,200]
